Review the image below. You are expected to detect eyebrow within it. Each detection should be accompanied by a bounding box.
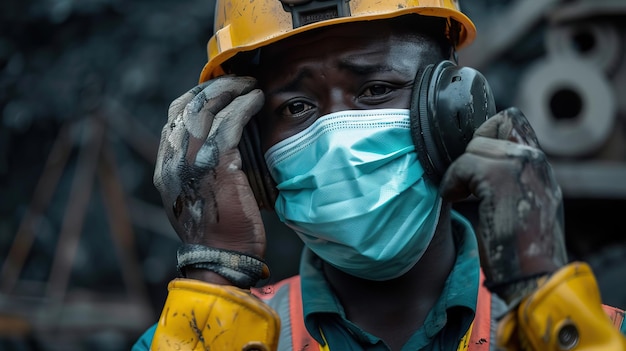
[267,68,314,96]
[266,58,396,96]
[337,58,395,75]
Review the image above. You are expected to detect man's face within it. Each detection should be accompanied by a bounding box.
[255,20,444,152]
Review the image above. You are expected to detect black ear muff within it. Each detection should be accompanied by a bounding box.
[239,118,278,210]
[410,60,496,183]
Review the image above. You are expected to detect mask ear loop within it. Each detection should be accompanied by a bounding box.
[239,117,278,210]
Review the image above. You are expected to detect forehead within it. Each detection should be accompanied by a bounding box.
[268,19,435,53]
[255,20,441,78]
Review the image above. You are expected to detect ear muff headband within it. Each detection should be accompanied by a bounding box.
[410,60,496,183]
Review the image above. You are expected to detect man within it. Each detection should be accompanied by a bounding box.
[135,1,626,350]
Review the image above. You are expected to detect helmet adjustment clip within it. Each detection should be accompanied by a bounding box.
[279,0,351,28]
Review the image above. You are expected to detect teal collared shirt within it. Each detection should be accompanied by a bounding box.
[299,211,481,351]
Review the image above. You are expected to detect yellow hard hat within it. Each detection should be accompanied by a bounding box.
[199,0,476,82]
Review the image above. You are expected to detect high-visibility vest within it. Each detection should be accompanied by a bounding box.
[253,272,494,351]
[254,273,625,351]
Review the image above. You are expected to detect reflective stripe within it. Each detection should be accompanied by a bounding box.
[254,276,316,350]
[466,270,492,350]
[254,276,300,350]
[288,276,310,351]
[602,304,625,330]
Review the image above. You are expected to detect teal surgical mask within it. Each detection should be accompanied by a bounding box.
[265,109,442,281]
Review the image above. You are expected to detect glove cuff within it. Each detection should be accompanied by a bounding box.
[177,244,270,289]
[152,278,280,351]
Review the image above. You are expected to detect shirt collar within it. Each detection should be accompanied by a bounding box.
[299,210,481,346]
[421,210,481,339]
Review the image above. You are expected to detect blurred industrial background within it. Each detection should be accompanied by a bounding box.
[0,0,624,350]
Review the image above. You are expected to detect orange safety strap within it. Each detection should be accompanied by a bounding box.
[602,304,625,330]
[254,276,313,350]
[288,276,314,350]
[460,270,492,350]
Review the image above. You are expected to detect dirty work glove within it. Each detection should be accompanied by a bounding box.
[440,107,568,305]
[153,76,266,285]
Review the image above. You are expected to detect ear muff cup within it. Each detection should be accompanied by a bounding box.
[410,60,496,183]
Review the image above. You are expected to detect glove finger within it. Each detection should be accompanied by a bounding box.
[442,136,566,253]
[156,81,213,182]
[466,136,544,160]
[441,145,566,278]
[167,81,212,122]
[154,77,256,201]
[157,76,257,179]
[195,89,265,169]
[181,76,258,141]
[467,136,559,199]
[179,77,257,163]
[439,152,486,203]
[440,137,548,202]
[474,107,540,148]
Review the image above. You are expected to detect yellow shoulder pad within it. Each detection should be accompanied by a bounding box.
[497,262,626,351]
[151,278,280,351]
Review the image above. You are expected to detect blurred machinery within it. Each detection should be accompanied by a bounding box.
[460,0,626,307]
[0,1,213,349]
[464,0,626,164]
[0,116,158,350]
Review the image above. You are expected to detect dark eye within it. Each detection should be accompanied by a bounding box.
[362,85,392,97]
[279,100,314,118]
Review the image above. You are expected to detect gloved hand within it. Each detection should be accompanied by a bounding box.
[440,107,568,305]
[153,76,266,283]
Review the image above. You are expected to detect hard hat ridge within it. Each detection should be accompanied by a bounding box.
[200,0,476,82]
